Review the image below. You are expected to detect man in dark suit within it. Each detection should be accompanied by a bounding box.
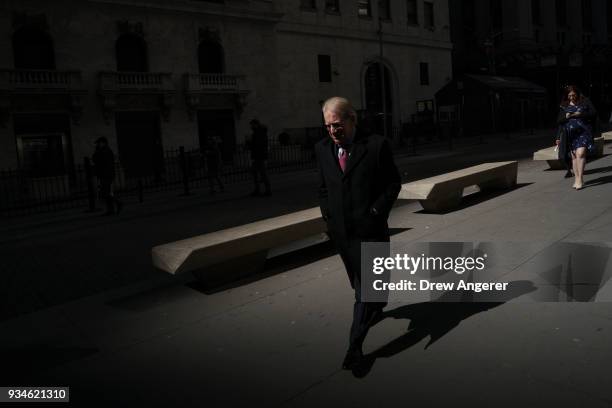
[249,119,272,196]
[92,137,122,215]
[315,97,401,369]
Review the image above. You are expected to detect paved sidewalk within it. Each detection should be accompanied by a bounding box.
[0,129,554,321]
[5,129,611,407]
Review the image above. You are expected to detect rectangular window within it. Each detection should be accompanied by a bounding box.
[424,2,434,28]
[490,0,502,31]
[582,0,593,30]
[532,0,541,25]
[556,0,567,26]
[557,31,566,45]
[300,0,316,9]
[318,55,332,82]
[419,62,429,85]
[378,0,391,20]
[463,0,475,32]
[406,0,418,25]
[325,0,340,13]
[608,2,612,40]
[17,134,66,176]
[358,0,372,17]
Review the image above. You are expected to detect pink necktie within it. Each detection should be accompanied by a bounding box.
[338,147,347,173]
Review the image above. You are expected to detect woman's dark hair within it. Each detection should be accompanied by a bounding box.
[560,85,585,106]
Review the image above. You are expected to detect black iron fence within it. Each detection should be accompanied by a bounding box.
[0,123,537,217]
[0,140,319,217]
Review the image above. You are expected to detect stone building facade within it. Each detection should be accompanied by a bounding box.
[449,0,612,116]
[0,0,452,177]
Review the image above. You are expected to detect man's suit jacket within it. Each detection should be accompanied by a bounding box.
[315,128,401,244]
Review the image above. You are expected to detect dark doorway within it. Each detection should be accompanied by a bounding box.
[115,111,163,178]
[116,34,148,72]
[364,63,393,135]
[12,28,55,69]
[198,41,224,74]
[13,114,72,176]
[197,110,235,162]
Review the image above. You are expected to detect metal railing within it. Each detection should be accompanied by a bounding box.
[183,73,244,92]
[0,123,537,217]
[0,69,83,90]
[99,71,174,91]
[0,139,320,217]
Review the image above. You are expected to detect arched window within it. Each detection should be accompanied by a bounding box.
[116,34,148,72]
[198,40,224,74]
[13,27,55,69]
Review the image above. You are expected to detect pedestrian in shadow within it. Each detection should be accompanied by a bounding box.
[249,119,271,196]
[205,135,224,194]
[92,137,122,215]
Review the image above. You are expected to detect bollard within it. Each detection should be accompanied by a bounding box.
[179,146,190,196]
[84,157,97,212]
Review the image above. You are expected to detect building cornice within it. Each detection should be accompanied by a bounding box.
[85,0,284,24]
[276,22,453,51]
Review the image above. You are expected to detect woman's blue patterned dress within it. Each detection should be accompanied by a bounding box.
[562,103,594,153]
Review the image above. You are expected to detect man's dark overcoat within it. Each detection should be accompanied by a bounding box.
[315,128,401,283]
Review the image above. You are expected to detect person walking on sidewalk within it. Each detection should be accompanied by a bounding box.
[315,97,401,370]
[205,135,224,195]
[249,119,271,196]
[556,85,596,190]
[92,137,122,215]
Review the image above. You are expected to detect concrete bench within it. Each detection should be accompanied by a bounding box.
[398,161,518,212]
[534,136,605,169]
[533,146,564,170]
[152,207,327,282]
[602,131,612,142]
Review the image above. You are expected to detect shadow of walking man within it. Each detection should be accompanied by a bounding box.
[352,280,537,378]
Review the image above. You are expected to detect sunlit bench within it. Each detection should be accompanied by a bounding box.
[152,207,327,282]
[398,161,518,212]
[533,146,564,170]
[534,136,605,169]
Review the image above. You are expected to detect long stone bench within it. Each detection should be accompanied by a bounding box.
[533,136,605,169]
[152,207,327,282]
[602,131,612,142]
[398,161,518,212]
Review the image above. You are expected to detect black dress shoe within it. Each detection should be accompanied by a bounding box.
[564,170,573,178]
[342,347,363,370]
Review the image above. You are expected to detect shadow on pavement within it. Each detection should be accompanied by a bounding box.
[584,174,612,188]
[351,280,537,378]
[0,345,99,384]
[584,165,612,176]
[188,228,412,295]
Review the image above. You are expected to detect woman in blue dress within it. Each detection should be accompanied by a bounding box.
[556,85,596,190]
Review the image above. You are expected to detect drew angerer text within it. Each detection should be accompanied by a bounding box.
[372,279,508,292]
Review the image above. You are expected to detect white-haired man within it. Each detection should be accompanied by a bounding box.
[315,97,401,369]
